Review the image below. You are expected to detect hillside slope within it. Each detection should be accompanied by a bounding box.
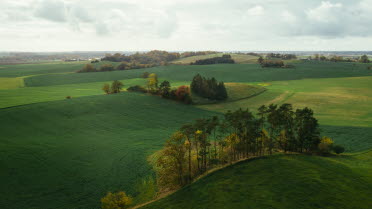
[0,92,216,209]
[142,152,372,209]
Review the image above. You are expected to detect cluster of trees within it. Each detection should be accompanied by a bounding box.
[259,59,286,68]
[312,54,370,63]
[78,64,116,73]
[191,54,235,65]
[360,55,370,63]
[127,73,193,104]
[191,74,228,100]
[153,104,345,191]
[266,53,297,60]
[102,80,124,94]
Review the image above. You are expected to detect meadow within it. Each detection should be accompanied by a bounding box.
[0,59,371,209]
[142,151,372,209]
[0,93,216,209]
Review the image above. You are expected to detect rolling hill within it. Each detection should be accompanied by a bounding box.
[141,152,372,209]
[0,92,216,209]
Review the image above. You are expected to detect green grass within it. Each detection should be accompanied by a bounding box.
[24,61,372,87]
[0,77,24,89]
[0,61,120,78]
[200,76,372,128]
[0,92,217,209]
[171,53,259,64]
[142,152,372,209]
[0,78,146,108]
[1,60,371,209]
[192,83,266,105]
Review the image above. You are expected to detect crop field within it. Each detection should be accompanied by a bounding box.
[0,60,371,209]
[23,61,372,87]
[0,93,216,209]
[142,151,372,209]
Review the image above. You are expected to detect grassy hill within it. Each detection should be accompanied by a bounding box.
[141,152,372,209]
[0,92,216,209]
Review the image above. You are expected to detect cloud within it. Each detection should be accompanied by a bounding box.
[307,1,343,23]
[247,5,265,16]
[0,0,372,51]
[34,0,67,22]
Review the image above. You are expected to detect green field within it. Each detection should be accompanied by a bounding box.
[0,93,216,209]
[23,61,372,87]
[142,152,372,209]
[0,60,371,209]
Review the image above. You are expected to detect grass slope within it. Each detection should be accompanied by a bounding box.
[192,83,266,105]
[0,78,146,108]
[0,92,216,209]
[24,61,372,87]
[142,152,372,209]
[200,76,372,127]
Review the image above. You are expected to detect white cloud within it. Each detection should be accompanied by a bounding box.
[307,1,343,22]
[247,5,265,16]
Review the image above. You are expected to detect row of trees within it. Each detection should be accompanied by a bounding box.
[266,53,297,60]
[312,54,370,63]
[78,62,155,73]
[191,54,235,65]
[153,104,344,191]
[190,74,228,100]
[102,50,180,64]
[127,73,193,104]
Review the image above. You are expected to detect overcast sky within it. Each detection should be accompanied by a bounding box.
[1,0,372,51]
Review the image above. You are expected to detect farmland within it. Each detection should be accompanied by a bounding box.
[0,59,371,209]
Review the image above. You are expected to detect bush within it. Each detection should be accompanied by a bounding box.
[77,64,96,73]
[117,62,130,70]
[100,64,115,72]
[260,60,285,68]
[127,85,147,93]
[101,191,132,209]
[65,96,72,99]
[332,145,345,154]
[142,72,150,78]
[318,136,334,154]
[176,86,193,104]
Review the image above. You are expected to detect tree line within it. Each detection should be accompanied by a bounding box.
[191,54,235,65]
[127,73,193,104]
[153,104,344,191]
[312,54,370,63]
[266,53,297,60]
[191,74,227,100]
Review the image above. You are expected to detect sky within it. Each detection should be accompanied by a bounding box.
[0,0,372,51]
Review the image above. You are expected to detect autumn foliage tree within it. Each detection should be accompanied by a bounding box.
[101,191,133,209]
